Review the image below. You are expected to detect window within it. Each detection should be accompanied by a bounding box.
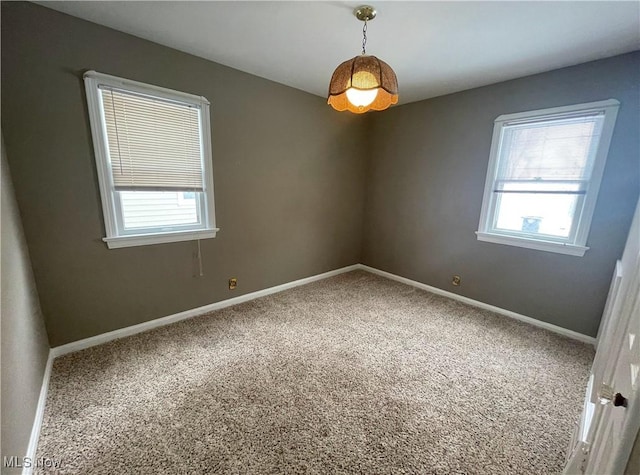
[476,99,619,256]
[84,71,218,249]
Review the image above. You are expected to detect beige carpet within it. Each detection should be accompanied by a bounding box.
[36,270,594,474]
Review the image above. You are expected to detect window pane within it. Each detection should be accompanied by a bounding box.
[120,191,200,230]
[494,190,579,238]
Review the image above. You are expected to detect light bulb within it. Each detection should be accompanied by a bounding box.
[346,87,379,107]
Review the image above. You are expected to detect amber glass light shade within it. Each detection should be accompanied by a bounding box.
[327,55,398,114]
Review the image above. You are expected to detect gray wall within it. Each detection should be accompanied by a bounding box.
[1,134,50,472]
[362,52,640,337]
[1,2,368,346]
[2,2,638,350]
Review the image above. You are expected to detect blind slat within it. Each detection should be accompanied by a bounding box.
[492,190,587,195]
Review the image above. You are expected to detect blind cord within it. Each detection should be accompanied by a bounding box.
[197,239,204,277]
[109,91,125,175]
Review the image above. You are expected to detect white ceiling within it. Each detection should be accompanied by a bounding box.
[37,1,640,104]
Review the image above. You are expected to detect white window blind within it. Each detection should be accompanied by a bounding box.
[100,87,204,191]
[496,113,604,186]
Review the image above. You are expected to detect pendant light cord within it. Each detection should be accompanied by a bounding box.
[361,20,368,55]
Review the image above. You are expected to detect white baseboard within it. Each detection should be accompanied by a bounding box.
[22,351,54,475]
[50,261,596,358]
[358,264,596,345]
[50,264,361,358]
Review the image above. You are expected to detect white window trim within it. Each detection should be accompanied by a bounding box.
[84,71,219,249]
[103,229,218,249]
[476,99,620,257]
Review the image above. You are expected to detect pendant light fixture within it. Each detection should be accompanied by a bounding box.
[328,5,398,114]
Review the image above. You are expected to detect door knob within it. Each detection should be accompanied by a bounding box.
[598,383,628,408]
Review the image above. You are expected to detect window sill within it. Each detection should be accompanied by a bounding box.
[475,231,589,257]
[103,228,219,249]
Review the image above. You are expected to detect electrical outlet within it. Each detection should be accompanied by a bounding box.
[229,278,237,290]
[452,275,461,286]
